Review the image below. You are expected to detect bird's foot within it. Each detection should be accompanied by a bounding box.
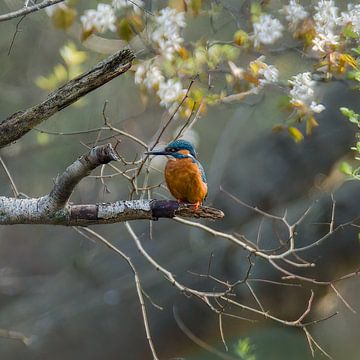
[193,202,201,211]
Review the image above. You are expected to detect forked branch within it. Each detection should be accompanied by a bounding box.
[0,144,224,225]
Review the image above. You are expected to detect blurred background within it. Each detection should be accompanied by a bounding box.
[0,1,360,359]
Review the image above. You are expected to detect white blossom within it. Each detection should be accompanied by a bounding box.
[281,0,308,29]
[258,65,279,86]
[289,72,325,113]
[80,4,116,33]
[135,62,164,90]
[312,32,339,53]
[311,1,342,54]
[249,57,279,88]
[154,7,186,29]
[151,8,186,60]
[252,14,284,47]
[157,79,186,108]
[340,4,360,35]
[310,101,325,113]
[313,0,340,34]
[112,0,144,14]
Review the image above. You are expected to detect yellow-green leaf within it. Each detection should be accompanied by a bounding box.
[117,15,144,42]
[51,6,76,30]
[339,161,353,175]
[288,126,304,143]
[190,0,202,16]
[36,132,50,145]
[233,30,248,46]
[53,64,68,82]
[60,42,87,66]
[306,117,319,135]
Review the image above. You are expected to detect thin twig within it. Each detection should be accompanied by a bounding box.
[0,0,64,22]
[76,227,159,360]
[8,15,26,56]
[0,155,19,197]
[173,306,237,360]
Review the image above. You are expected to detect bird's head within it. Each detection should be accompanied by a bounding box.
[146,139,197,159]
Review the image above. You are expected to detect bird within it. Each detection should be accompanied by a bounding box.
[146,139,207,209]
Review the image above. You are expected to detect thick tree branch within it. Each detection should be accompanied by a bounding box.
[0,49,135,148]
[0,144,224,225]
[49,144,119,208]
[0,0,64,22]
[0,198,224,225]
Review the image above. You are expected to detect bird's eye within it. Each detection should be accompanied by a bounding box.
[167,148,176,152]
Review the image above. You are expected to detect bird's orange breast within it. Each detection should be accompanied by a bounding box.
[164,158,207,204]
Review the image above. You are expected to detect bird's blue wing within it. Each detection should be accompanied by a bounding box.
[196,160,207,184]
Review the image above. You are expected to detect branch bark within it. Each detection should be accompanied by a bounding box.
[0,49,135,148]
[0,144,224,225]
[0,0,64,22]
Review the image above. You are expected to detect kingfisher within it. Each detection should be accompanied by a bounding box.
[146,140,207,209]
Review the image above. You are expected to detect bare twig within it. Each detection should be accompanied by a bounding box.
[76,227,159,360]
[303,327,333,359]
[0,155,19,197]
[0,0,64,22]
[7,15,26,56]
[173,307,238,360]
[330,284,356,314]
[219,313,228,352]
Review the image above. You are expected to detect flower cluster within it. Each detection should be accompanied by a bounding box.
[288,72,325,113]
[80,4,116,33]
[228,57,279,95]
[157,79,186,108]
[311,0,340,53]
[135,61,185,109]
[311,1,360,54]
[134,62,164,90]
[258,64,279,87]
[252,14,284,47]
[79,4,186,61]
[340,4,360,36]
[281,0,308,29]
[80,1,145,35]
[151,8,186,60]
[249,57,279,92]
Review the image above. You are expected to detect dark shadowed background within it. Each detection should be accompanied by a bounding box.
[1,1,360,359]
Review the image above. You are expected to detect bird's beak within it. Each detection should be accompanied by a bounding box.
[145,150,169,156]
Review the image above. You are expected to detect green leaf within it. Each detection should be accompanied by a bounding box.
[340,107,360,124]
[235,338,256,360]
[352,46,360,56]
[250,2,262,21]
[339,161,353,175]
[347,69,360,82]
[343,24,358,39]
[36,132,50,145]
[190,0,202,16]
